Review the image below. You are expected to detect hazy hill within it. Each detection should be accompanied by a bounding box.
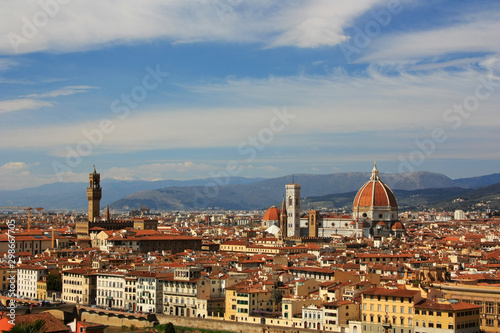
[110,172,499,211]
[0,177,264,210]
[2,171,499,211]
[305,183,500,211]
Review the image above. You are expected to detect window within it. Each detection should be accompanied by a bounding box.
[448,324,453,329]
[415,309,420,315]
[436,311,441,317]
[436,322,441,328]
[400,306,404,314]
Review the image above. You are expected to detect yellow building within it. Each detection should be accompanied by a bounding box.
[37,277,47,301]
[225,283,274,322]
[433,283,500,333]
[414,299,481,333]
[0,263,10,292]
[361,287,422,333]
[62,268,96,305]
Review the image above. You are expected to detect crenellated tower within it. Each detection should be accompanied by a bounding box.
[87,165,102,222]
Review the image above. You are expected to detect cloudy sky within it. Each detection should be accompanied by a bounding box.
[0,0,499,190]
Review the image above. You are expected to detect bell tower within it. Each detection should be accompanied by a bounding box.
[87,165,102,222]
[285,179,301,237]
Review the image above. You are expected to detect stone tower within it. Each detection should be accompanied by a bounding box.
[87,165,102,222]
[279,196,288,241]
[308,210,319,238]
[285,180,301,237]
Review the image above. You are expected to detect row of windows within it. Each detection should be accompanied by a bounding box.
[363,314,412,326]
[63,279,82,285]
[416,320,479,329]
[97,280,124,288]
[415,309,479,317]
[303,312,322,320]
[364,303,411,314]
[98,290,123,298]
[364,295,411,303]
[63,289,83,294]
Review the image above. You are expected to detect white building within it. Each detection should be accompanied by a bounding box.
[96,271,126,309]
[136,271,162,313]
[17,264,47,299]
[302,304,324,330]
[454,209,466,220]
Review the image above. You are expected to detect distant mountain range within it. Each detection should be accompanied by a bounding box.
[0,177,265,210]
[304,182,500,211]
[110,172,500,211]
[1,172,498,211]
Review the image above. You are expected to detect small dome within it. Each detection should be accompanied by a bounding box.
[263,206,281,221]
[392,221,404,230]
[353,162,397,209]
[266,225,280,235]
[377,221,387,226]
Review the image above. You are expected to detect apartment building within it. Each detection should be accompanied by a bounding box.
[414,299,481,333]
[361,287,422,333]
[62,268,96,305]
[135,271,163,313]
[17,264,47,299]
[96,271,127,309]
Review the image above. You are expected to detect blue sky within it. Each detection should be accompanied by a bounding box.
[0,0,499,190]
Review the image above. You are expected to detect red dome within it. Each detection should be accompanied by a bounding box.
[263,206,281,221]
[392,221,404,230]
[353,163,397,209]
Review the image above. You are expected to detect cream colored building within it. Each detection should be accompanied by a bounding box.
[62,268,96,305]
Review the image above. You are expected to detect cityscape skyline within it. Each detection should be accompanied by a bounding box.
[1,0,499,191]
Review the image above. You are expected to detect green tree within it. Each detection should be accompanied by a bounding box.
[164,322,175,333]
[271,289,284,312]
[6,319,46,333]
[46,273,62,292]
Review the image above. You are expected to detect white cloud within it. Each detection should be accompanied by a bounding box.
[0,0,383,54]
[0,161,53,190]
[0,86,98,113]
[0,98,53,113]
[357,14,500,63]
[23,85,97,99]
[1,59,498,162]
[0,58,18,71]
